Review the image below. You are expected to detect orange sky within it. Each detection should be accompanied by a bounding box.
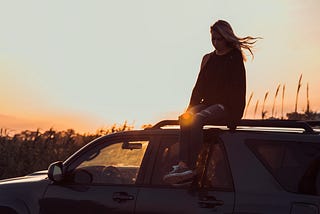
[0,1,319,133]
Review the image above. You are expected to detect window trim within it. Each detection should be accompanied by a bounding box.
[148,134,180,187]
[62,132,155,186]
[201,137,235,192]
[245,138,320,195]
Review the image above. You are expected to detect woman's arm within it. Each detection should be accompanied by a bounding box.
[226,50,246,121]
[187,54,211,110]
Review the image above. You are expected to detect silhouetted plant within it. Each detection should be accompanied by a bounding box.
[295,74,303,113]
[254,100,259,119]
[306,83,310,113]
[271,84,281,118]
[261,91,269,119]
[287,110,320,120]
[0,122,133,179]
[281,84,286,119]
[244,92,253,119]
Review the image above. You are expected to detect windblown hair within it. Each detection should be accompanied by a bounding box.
[211,20,260,61]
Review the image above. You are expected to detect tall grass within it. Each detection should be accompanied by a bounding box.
[295,74,303,113]
[306,82,310,113]
[261,91,269,119]
[271,84,281,118]
[246,73,319,120]
[0,123,132,180]
[281,84,286,119]
[254,100,259,119]
[244,92,253,118]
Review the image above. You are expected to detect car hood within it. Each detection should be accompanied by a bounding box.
[0,170,49,187]
[0,170,51,213]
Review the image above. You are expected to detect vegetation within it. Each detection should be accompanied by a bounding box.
[1,74,319,180]
[0,122,132,180]
[245,73,320,120]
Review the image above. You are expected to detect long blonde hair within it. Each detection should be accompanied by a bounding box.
[210,20,260,61]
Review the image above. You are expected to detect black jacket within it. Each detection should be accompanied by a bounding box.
[188,48,246,123]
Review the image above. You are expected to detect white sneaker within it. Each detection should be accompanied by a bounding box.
[163,164,195,185]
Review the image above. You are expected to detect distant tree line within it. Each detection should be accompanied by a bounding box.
[0,122,132,180]
[2,78,320,181]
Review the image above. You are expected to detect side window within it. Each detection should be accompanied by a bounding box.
[71,140,149,185]
[246,140,320,195]
[150,136,233,190]
[151,136,180,185]
[203,142,234,191]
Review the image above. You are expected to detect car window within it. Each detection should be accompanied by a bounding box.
[151,136,180,185]
[246,139,320,195]
[150,135,233,191]
[202,141,234,191]
[70,140,149,185]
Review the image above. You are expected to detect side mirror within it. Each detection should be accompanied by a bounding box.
[74,169,93,184]
[48,161,64,182]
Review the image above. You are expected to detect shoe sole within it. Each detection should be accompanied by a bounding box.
[163,171,195,185]
[172,180,193,187]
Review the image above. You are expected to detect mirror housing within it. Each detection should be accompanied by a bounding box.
[48,161,64,182]
[122,142,142,150]
[74,169,93,184]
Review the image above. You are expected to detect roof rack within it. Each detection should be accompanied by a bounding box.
[304,120,320,128]
[150,119,318,134]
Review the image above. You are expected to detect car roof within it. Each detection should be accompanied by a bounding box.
[147,119,320,135]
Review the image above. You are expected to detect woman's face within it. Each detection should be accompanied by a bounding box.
[211,30,228,51]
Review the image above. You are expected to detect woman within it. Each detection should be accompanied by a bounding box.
[163,20,260,185]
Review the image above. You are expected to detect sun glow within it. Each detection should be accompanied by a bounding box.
[0,0,319,133]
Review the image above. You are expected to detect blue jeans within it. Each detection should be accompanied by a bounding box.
[179,104,226,169]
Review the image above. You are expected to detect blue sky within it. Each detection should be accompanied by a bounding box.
[0,0,319,133]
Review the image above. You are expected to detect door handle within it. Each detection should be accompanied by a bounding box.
[112,192,134,203]
[198,195,224,208]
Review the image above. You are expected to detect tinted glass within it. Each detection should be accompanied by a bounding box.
[151,135,233,191]
[203,142,234,191]
[73,140,149,185]
[246,139,320,195]
[151,136,180,185]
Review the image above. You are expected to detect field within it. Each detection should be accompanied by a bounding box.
[1,74,319,180]
[0,123,132,180]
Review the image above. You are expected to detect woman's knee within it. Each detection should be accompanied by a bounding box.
[179,112,194,127]
[193,113,206,127]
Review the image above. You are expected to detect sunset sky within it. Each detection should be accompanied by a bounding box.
[0,0,320,133]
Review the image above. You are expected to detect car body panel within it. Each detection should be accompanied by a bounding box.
[0,174,49,214]
[39,184,139,214]
[0,121,319,214]
[135,187,234,213]
[223,131,320,214]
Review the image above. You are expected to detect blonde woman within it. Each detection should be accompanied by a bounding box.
[163,20,260,185]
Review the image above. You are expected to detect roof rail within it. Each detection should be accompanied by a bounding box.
[150,119,317,134]
[150,120,179,129]
[304,120,320,127]
[238,119,315,134]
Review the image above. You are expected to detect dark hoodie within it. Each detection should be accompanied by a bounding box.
[188,48,246,123]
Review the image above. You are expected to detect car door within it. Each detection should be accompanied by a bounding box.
[135,133,235,213]
[243,134,320,214]
[39,134,153,214]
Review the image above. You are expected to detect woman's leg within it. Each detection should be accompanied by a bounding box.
[179,104,207,167]
[163,104,225,185]
[188,104,226,169]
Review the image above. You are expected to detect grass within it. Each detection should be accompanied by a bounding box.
[0,123,132,180]
[271,84,281,118]
[1,73,319,180]
[295,74,303,113]
[245,73,320,120]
